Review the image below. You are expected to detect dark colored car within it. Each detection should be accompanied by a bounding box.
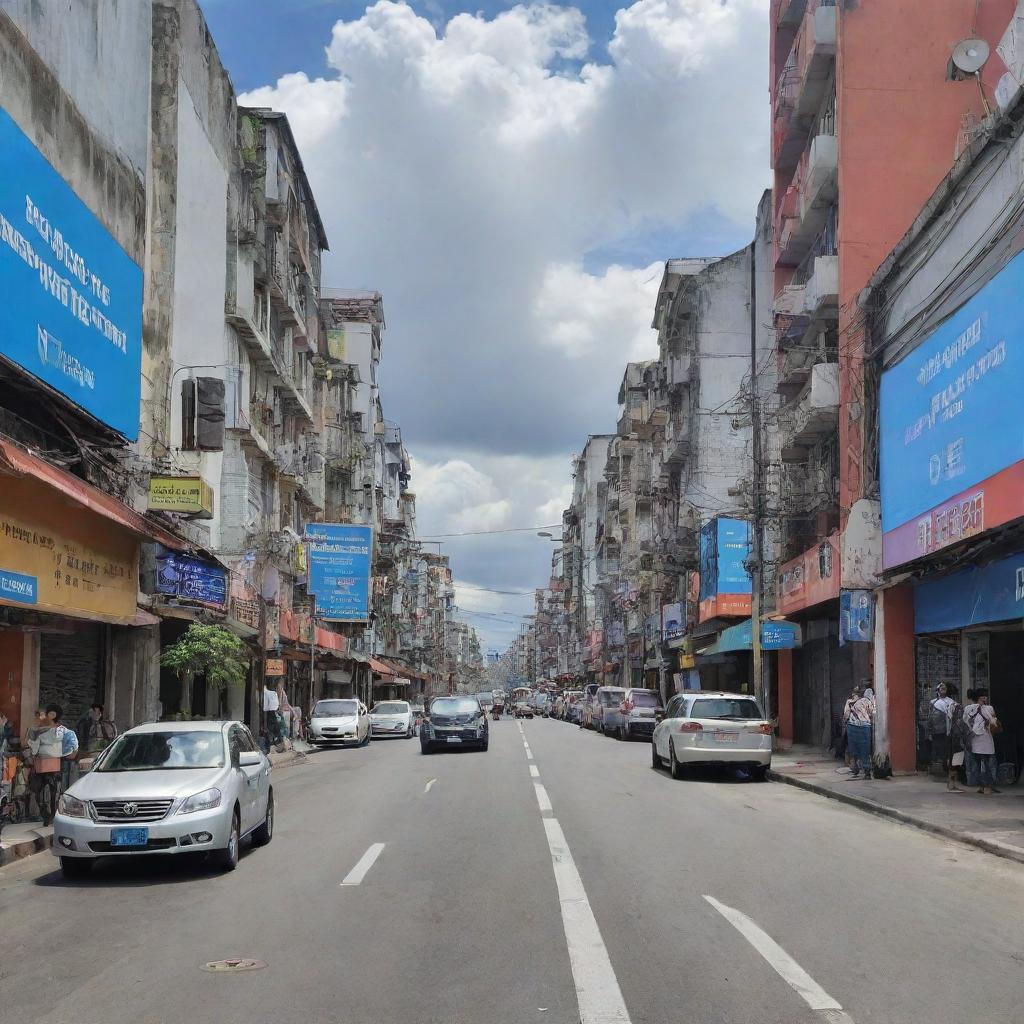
[420,697,490,753]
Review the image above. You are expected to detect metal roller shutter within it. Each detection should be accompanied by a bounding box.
[39,625,104,727]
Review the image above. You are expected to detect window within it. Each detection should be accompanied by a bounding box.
[689,698,762,721]
[228,726,243,766]
[181,377,226,451]
[665,695,684,719]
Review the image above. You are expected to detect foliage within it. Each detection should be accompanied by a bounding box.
[160,623,249,691]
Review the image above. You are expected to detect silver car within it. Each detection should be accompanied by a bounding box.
[307,698,371,746]
[369,700,415,738]
[52,720,273,879]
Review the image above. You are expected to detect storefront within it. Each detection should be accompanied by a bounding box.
[775,534,863,748]
[0,439,175,735]
[695,619,800,705]
[911,550,1024,776]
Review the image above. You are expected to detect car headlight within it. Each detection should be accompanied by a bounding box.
[58,793,89,818]
[177,787,222,815]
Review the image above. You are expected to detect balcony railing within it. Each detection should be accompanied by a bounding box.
[779,361,839,455]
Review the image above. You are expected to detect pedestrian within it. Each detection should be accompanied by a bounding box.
[24,705,77,825]
[276,680,293,743]
[844,686,875,779]
[928,683,962,792]
[963,687,1001,795]
[76,703,117,756]
[841,685,860,769]
[262,683,282,745]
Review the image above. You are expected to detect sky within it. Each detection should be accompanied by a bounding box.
[200,0,771,652]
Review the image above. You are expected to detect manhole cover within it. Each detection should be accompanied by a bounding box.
[201,958,267,973]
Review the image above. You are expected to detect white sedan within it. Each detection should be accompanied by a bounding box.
[307,698,371,747]
[369,700,415,738]
[652,691,771,780]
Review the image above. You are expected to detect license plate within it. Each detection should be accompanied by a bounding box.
[111,827,149,847]
[714,731,739,743]
[446,736,462,744]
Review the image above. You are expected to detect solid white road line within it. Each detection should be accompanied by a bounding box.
[424,778,437,793]
[340,843,386,886]
[529,764,540,778]
[534,782,553,814]
[542,816,632,1024]
[703,896,847,1015]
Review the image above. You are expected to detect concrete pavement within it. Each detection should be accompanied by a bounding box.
[1,718,1023,1024]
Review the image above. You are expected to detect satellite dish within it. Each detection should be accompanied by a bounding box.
[951,37,990,75]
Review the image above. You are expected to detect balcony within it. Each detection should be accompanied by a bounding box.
[777,131,837,266]
[804,254,838,314]
[226,288,274,365]
[777,0,807,27]
[772,1,837,170]
[783,460,839,515]
[780,361,839,455]
[662,416,691,466]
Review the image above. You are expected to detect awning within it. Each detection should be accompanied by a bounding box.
[0,439,187,551]
[368,657,397,679]
[699,619,801,657]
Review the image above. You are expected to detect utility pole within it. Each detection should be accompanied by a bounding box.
[749,239,768,722]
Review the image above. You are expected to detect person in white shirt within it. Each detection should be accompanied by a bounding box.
[262,684,282,745]
[963,688,1000,795]
[929,683,962,792]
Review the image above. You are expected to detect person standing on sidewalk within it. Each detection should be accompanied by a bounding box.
[929,683,962,792]
[964,688,1001,795]
[844,687,875,780]
[262,683,282,746]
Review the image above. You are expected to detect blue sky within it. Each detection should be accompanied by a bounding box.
[199,0,769,650]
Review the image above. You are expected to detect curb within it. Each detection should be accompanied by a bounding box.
[0,831,52,867]
[769,769,1024,868]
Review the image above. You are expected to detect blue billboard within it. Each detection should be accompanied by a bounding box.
[699,517,752,602]
[0,107,143,439]
[880,250,1024,534]
[155,548,227,606]
[306,523,373,621]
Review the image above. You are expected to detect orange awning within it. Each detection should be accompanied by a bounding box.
[368,657,396,678]
[0,439,187,550]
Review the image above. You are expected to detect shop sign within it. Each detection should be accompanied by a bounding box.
[265,657,286,677]
[0,108,143,439]
[148,476,214,518]
[306,523,373,621]
[777,534,841,616]
[839,590,874,645]
[263,605,280,651]
[698,517,752,622]
[914,548,1024,633]
[880,251,1024,568]
[0,473,137,621]
[678,651,696,670]
[155,548,227,606]
[229,595,261,631]
[662,602,684,643]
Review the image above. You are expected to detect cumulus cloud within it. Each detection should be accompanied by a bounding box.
[239,0,770,644]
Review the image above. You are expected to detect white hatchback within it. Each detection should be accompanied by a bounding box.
[652,692,772,780]
[369,700,415,738]
[308,698,371,747]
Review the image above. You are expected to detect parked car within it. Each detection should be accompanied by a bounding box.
[476,692,494,712]
[514,701,534,719]
[563,690,583,723]
[578,684,601,729]
[652,691,771,780]
[307,698,371,747]
[369,700,415,738]
[603,688,662,741]
[594,686,626,734]
[531,692,551,717]
[420,696,489,753]
[52,721,273,878]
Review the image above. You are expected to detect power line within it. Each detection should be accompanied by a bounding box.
[420,523,561,539]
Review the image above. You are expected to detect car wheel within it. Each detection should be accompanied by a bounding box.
[361,729,370,747]
[60,857,92,880]
[481,738,489,752]
[252,791,274,847]
[406,726,413,738]
[621,725,629,741]
[420,741,433,755]
[215,810,240,871]
[669,741,685,780]
[651,740,662,770]
[750,765,769,782]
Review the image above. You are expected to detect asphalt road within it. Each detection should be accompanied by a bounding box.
[2,717,1024,1024]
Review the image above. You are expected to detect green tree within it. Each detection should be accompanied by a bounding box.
[160,623,250,698]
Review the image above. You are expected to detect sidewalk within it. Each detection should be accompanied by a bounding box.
[771,747,1024,865]
[0,740,318,867]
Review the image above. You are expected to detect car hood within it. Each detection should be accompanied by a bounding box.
[70,766,225,801]
[311,715,358,726]
[370,712,409,721]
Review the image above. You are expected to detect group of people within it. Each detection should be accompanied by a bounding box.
[929,683,1003,795]
[261,681,303,748]
[842,683,877,779]
[1,703,118,826]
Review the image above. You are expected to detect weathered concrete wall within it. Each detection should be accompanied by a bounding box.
[0,8,147,264]
[0,0,152,179]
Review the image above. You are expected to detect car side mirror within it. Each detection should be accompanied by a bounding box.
[239,751,262,768]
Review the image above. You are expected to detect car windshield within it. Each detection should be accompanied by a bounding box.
[96,731,225,771]
[690,699,762,721]
[600,691,625,704]
[313,700,359,717]
[629,692,660,707]
[430,698,479,715]
[372,703,408,715]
